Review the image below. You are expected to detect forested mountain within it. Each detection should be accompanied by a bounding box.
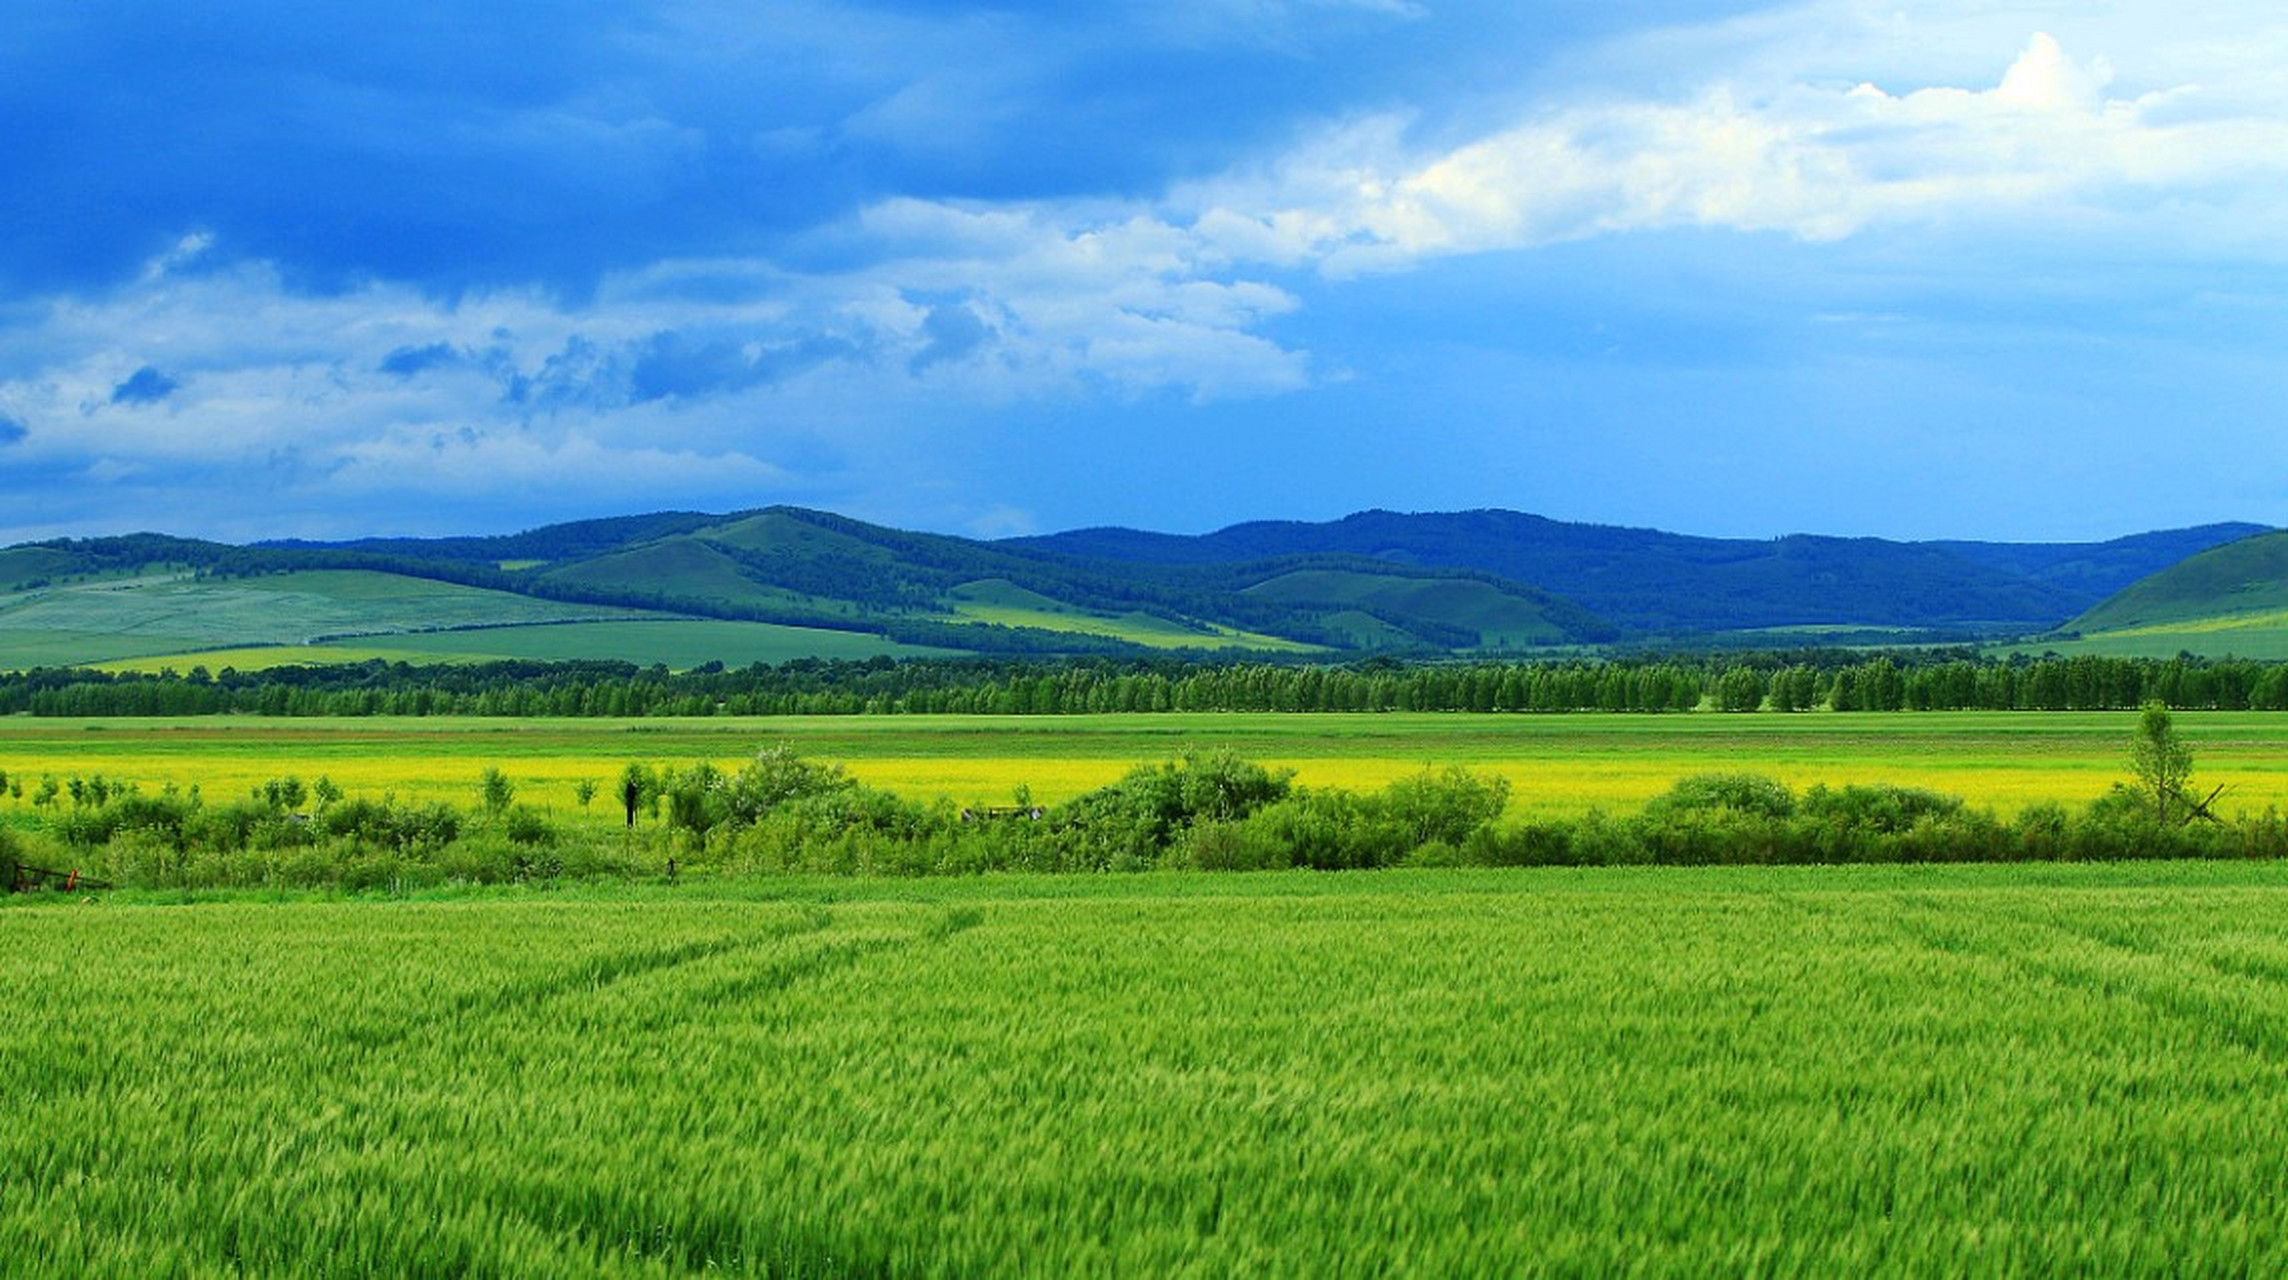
[1011,510,2270,634]
[1932,524,2271,600]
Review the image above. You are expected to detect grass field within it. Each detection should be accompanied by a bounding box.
[8,863,2288,1275]
[2000,613,2288,661]
[86,620,951,673]
[6,710,2287,821]
[1,571,951,671]
[946,579,1321,653]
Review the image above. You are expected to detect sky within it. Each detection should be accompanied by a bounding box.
[3,1,2285,547]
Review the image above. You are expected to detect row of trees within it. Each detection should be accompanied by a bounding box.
[7,652,2288,718]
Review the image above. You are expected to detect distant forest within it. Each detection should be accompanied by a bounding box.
[6,651,2287,718]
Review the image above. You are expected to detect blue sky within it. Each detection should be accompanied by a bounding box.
[3,1,2284,545]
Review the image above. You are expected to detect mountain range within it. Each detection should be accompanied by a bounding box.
[0,507,2277,669]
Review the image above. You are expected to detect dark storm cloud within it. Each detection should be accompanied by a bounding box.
[0,1,1682,297]
[628,330,863,403]
[907,302,993,374]
[110,367,182,405]
[379,343,464,377]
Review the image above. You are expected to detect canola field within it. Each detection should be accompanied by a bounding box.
[7,710,2288,822]
[8,864,2288,1275]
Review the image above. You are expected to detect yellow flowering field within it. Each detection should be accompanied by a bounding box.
[7,710,2287,823]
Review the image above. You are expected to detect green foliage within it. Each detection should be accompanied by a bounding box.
[2129,700,2197,824]
[258,774,308,811]
[657,745,861,840]
[1379,765,1512,849]
[1714,664,1767,711]
[1800,783,1965,834]
[616,762,656,828]
[1645,772,1799,820]
[13,650,2288,718]
[479,766,515,816]
[1058,751,1295,869]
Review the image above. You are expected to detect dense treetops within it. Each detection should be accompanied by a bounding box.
[5,650,2287,718]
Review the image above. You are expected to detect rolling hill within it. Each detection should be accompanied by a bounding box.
[0,507,2273,669]
[2023,530,2288,657]
[1,510,1620,667]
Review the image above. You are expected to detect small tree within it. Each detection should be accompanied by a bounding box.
[2128,701,2196,824]
[573,778,599,809]
[618,762,657,829]
[480,767,516,818]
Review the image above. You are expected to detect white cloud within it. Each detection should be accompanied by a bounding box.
[1178,21,2288,272]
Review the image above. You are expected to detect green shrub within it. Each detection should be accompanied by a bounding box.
[1801,784,1963,835]
[1060,751,1295,869]
[1644,773,1796,821]
[1380,766,1511,851]
[1177,819,1289,872]
[503,805,557,848]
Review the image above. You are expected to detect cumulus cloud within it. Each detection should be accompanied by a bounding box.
[1177,28,2288,274]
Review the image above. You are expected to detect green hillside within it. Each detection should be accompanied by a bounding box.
[1242,568,1591,648]
[0,570,659,666]
[535,538,867,618]
[946,579,1321,652]
[480,507,1617,653]
[2069,530,2288,633]
[0,567,955,671]
[0,546,83,589]
[9,505,2260,667]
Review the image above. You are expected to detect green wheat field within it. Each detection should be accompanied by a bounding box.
[9,863,2288,1275]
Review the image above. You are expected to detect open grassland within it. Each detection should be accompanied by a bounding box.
[6,711,2288,821]
[2004,613,2288,661]
[0,569,953,672]
[0,570,659,666]
[947,581,1319,653]
[7,864,2288,1275]
[87,620,950,673]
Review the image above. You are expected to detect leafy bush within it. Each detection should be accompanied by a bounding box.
[1800,784,1963,835]
[1059,751,1295,868]
[316,798,461,851]
[503,805,557,847]
[1644,773,1797,821]
[1380,766,1511,851]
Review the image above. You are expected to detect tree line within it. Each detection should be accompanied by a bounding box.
[5,651,2288,719]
